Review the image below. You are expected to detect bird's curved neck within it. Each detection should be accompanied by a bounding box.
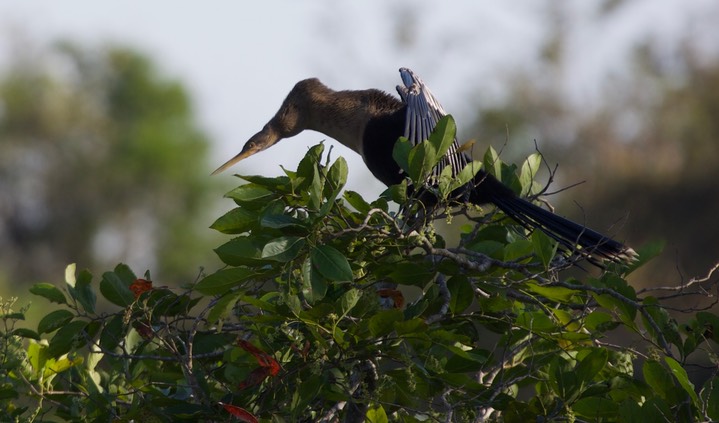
[295,82,403,158]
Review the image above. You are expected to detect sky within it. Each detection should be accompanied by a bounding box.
[0,0,716,197]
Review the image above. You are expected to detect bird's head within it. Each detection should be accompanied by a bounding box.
[212,78,328,174]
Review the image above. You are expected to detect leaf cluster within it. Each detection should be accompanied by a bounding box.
[2,120,719,421]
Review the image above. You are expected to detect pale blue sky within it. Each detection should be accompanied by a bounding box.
[0,1,716,197]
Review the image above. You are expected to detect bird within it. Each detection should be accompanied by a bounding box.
[213,68,636,263]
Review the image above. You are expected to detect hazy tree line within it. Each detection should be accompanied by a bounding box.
[0,42,223,291]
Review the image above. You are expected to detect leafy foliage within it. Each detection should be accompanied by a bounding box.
[2,120,719,421]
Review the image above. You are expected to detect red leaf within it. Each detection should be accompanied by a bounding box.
[377,288,405,309]
[220,403,259,423]
[238,367,271,390]
[238,340,281,376]
[236,339,281,388]
[133,320,154,339]
[130,278,153,298]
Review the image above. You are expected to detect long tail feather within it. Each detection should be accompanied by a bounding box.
[490,195,637,263]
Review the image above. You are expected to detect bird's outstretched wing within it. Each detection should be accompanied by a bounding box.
[396,67,469,183]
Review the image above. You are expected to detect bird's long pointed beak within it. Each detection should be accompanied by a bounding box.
[211,128,280,175]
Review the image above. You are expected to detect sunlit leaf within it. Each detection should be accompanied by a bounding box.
[365,404,389,423]
[68,268,96,314]
[532,230,557,268]
[261,236,305,262]
[664,356,698,405]
[211,207,257,234]
[29,283,67,305]
[428,115,457,160]
[519,153,542,195]
[344,190,371,214]
[302,257,327,303]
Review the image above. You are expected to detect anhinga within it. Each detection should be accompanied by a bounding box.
[214,68,636,263]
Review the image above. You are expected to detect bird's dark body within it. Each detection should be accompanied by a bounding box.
[362,103,406,186]
[359,90,629,261]
[361,102,514,203]
[215,68,635,263]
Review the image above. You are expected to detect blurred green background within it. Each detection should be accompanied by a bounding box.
[1,1,717,298]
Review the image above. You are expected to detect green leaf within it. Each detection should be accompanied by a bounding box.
[261,236,305,262]
[365,404,389,423]
[428,115,457,159]
[308,166,323,210]
[503,239,533,261]
[214,237,264,266]
[225,184,274,204]
[38,309,74,334]
[65,263,77,286]
[483,146,502,179]
[515,311,556,333]
[99,314,125,351]
[239,174,291,190]
[327,156,348,191]
[207,291,243,323]
[643,296,682,349]
[394,318,427,337]
[386,261,435,286]
[68,268,96,314]
[292,374,325,412]
[311,245,353,281]
[344,190,371,214]
[626,240,665,274]
[392,136,412,174]
[260,213,306,230]
[584,311,618,332]
[572,397,618,419]
[408,140,436,183]
[574,348,608,386]
[100,271,135,307]
[113,263,137,285]
[210,207,257,234]
[296,143,325,180]
[30,282,67,305]
[12,328,40,340]
[590,274,637,328]
[532,230,558,268]
[448,275,473,314]
[701,377,719,420]
[369,309,403,337]
[525,282,578,303]
[664,356,698,405]
[339,288,361,315]
[443,345,489,373]
[618,399,644,422]
[47,320,88,358]
[519,153,542,195]
[195,267,258,295]
[302,257,327,303]
[642,360,676,401]
[437,164,455,199]
[384,179,408,205]
[450,160,483,191]
[44,356,83,379]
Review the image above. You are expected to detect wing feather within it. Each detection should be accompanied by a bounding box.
[396,68,469,185]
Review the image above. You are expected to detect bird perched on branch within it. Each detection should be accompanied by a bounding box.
[213,68,636,263]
